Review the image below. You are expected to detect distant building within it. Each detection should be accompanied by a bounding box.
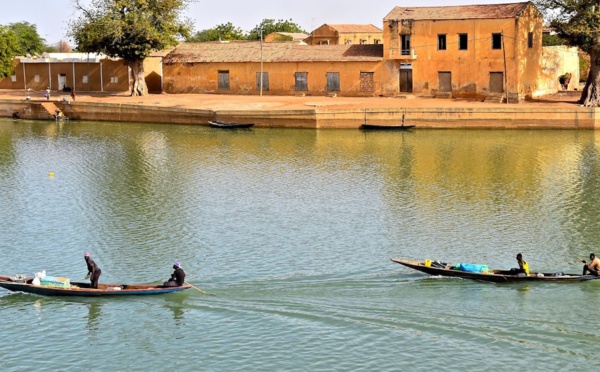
[304,24,383,45]
[264,32,308,43]
[162,41,391,96]
[383,2,545,100]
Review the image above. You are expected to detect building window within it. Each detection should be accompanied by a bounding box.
[345,39,352,44]
[11,75,17,82]
[528,32,533,48]
[360,72,374,92]
[458,34,468,50]
[326,72,340,91]
[256,72,269,91]
[83,75,89,83]
[110,77,118,83]
[492,33,502,49]
[360,39,367,44]
[218,71,230,90]
[295,72,308,91]
[438,34,447,50]
[34,75,40,82]
[401,35,411,55]
[374,39,380,44]
[319,40,329,45]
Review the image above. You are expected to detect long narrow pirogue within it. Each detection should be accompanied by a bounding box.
[0,275,191,296]
[391,259,600,283]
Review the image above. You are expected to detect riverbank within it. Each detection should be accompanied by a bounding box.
[0,89,597,129]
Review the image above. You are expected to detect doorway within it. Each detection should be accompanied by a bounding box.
[438,72,452,93]
[400,64,413,93]
[489,72,504,93]
[58,74,67,90]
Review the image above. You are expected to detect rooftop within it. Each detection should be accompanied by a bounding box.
[384,2,532,21]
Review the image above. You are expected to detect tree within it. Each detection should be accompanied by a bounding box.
[535,0,600,106]
[9,22,45,56]
[247,19,306,40]
[187,22,245,42]
[0,26,20,78]
[70,0,191,96]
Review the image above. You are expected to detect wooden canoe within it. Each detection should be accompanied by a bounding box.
[360,124,415,130]
[209,120,254,129]
[390,258,600,283]
[0,275,191,297]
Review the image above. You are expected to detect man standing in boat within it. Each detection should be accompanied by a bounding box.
[163,262,186,287]
[84,253,102,289]
[582,253,600,276]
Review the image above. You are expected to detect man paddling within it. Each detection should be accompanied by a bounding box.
[163,262,186,287]
[84,253,102,289]
[582,253,600,276]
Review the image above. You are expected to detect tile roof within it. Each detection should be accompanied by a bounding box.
[326,24,383,33]
[163,42,383,63]
[384,2,531,21]
[270,32,309,40]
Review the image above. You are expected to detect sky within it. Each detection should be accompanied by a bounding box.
[2,0,515,45]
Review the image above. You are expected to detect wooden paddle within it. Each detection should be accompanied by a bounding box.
[185,282,214,296]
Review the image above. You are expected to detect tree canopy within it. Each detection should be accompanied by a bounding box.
[8,22,46,56]
[0,26,20,78]
[188,22,245,42]
[70,0,192,96]
[247,19,306,40]
[534,0,600,105]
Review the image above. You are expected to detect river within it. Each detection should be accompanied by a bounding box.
[1,119,600,371]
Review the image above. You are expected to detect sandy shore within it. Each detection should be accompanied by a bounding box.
[0,89,582,111]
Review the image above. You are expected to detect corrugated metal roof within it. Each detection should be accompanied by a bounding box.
[327,24,383,33]
[384,2,531,21]
[163,42,383,63]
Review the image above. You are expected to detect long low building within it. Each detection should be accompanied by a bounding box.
[162,41,393,97]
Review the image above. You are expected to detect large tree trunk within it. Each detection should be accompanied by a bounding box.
[579,39,600,107]
[130,59,148,96]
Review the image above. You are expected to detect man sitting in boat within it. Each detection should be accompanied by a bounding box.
[513,253,529,276]
[163,262,186,287]
[582,253,600,276]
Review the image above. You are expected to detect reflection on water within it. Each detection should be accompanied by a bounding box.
[4,120,600,369]
[86,300,102,332]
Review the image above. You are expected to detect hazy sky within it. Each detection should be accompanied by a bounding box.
[2,0,514,45]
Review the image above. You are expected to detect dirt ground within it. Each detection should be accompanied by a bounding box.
[0,89,582,111]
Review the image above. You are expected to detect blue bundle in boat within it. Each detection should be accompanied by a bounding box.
[456,263,489,273]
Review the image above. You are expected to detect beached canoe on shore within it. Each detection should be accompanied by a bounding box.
[390,258,600,283]
[0,275,191,297]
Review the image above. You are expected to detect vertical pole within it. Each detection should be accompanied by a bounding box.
[22,62,26,90]
[72,62,76,90]
[502,30,508,104]
[48,62,51,90]
[100,59,104,92]
[260,28,263,97]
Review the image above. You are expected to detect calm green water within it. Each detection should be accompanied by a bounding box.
[1,119,600,371]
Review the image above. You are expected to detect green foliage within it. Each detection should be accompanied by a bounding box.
[187,22,246,42]
[534,0,599,53]
[69,0,192,62]
[9,22,46,55]
[542,33,567,46]
[0,26,20,78]
[247,19,306,40]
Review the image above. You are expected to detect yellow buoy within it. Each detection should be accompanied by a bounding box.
[48,172,54,177]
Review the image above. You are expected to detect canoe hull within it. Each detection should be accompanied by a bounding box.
[360,124,415,130]
[390,259,600,283]
[0,275,191,296]
[209,120,254,128]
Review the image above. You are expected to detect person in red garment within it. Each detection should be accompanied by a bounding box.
[84,253,102,288]
[163,262,186,287]
[582,253,600,276]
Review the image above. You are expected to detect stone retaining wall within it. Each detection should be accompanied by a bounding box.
[1,99,599,129]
